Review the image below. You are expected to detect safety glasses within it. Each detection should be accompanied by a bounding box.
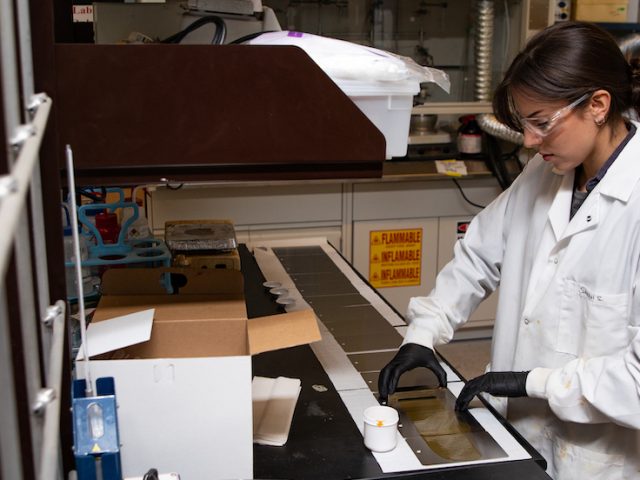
[518,93,590,137]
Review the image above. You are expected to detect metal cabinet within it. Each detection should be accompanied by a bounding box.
[350,179,501,336]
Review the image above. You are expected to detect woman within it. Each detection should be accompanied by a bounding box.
[378,21,640,479]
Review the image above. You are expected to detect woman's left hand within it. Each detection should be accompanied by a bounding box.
[455,371,529,411]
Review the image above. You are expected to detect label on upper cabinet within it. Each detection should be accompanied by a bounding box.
[72,5,93,23]
[369,229,422,288]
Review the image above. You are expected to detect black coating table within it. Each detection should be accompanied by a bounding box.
[239,245,552,480]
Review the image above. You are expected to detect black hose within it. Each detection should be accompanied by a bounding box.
[161,16,227,45]
[484,133,512,190]
[452,178,486,209]
[229,31,275,44]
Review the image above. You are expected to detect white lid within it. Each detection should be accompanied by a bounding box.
[334,79,420,97]
[363,405,399,426]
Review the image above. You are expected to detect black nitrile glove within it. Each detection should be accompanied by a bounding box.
[455,371,529,411]
[378,343,447,404]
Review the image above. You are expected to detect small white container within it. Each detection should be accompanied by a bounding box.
[263,281,282,289]
[335,79,420,159]
[363,405,399,452]
[276,296,296,306]
[269,287,289,296]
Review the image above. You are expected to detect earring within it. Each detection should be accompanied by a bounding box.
[595,117,605,126]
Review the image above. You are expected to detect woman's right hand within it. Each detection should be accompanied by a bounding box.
[377,343,447,403]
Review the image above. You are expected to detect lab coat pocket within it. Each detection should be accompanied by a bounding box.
[559,280,629,357]
[583,291,630,357]
[552,435,624,480]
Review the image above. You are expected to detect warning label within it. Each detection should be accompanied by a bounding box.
[457,221,470,239]
[369,228,423,288]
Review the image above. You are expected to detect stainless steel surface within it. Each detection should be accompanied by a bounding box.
[349,350,400,372]
[325,317,398,337]
[334,331,403,353]
[278,258,342,275]
[289,271,353,287]
[410,114,438,134]
[317,305,390,326]
[305,293,370,310]
[273,245,325,257]
[298,282,359,296]
[275,246,405,352]
[273,246,342,273]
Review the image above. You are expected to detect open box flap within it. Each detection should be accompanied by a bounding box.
[248,309,321,355]
[93,294,247,323]
[76,308,155,360]
[101,268,244,296]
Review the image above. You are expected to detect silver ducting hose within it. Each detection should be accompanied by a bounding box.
[474,0,523,144]
[474,0,494,102]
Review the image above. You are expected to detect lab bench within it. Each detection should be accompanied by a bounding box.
[239,245,551,480]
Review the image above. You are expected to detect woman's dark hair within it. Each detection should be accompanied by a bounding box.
[494,21,640,131]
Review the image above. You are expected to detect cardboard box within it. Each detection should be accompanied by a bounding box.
[573,0,629,22]
[76,268,321,479]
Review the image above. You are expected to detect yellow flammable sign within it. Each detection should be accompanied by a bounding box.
[370,228,422,288]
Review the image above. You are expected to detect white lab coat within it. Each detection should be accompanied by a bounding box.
[404,121,640,479]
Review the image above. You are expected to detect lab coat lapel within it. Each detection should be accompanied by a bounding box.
[547,170,574,241]
[561,194,600,240]
[523,170,572,309]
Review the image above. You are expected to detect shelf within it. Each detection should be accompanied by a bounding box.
[382,160,493,180]
[408,131,453,145]
[412,102,493,115]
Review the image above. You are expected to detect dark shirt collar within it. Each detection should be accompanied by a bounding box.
[584,122,636,192]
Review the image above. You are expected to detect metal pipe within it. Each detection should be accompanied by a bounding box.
[474,0,523,144]
[17,0,54,361]
[0,94,51,280]
[66,145,93,397]
[474,0,495,103]
[37,300,66,480]
[15,198,43,474]
[0,289,23,480]
[0,0,22,154]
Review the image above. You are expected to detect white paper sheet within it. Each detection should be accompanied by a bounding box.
[77,309,155,360]
[252,376,301,446]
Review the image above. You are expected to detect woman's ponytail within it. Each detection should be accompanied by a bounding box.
[629,57,640,119]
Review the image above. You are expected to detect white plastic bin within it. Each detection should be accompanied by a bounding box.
[245,31,447,159]
[335,79,420,159]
